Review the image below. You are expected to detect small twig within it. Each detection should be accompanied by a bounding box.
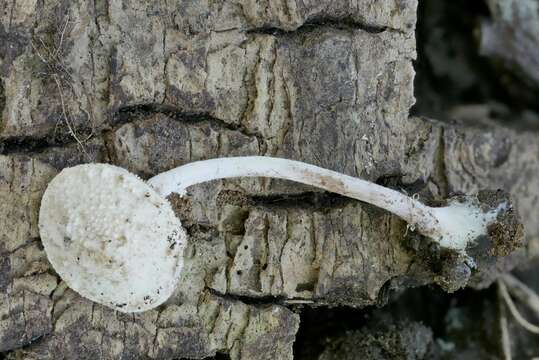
[30,18,91,159]
[53,75,89,158]
[499,279,539,334]
[30,39,49,64]
[31,21,73,81]
[38,37,54,59]
[498,281,513,360]
[52,16,70,58]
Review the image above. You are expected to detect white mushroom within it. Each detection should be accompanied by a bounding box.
[148,156,507,251]
[39,156,517,313]
[39,164,186,313]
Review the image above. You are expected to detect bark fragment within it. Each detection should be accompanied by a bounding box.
[0,0,536,359]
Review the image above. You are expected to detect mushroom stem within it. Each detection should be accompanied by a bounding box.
[148,156,505,251]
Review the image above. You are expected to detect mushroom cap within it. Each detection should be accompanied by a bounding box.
[39,164,186,313]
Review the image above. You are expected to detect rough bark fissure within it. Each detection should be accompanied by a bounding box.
[234,307,252,360]
[151,309,162,355]
[262,215,271,290]
[433,124,449,198]
[115,104,266,141]
[246,17,393,36]
[3,0,539,358]
[279,214,291,295]
[0,238,41,257]
[250,192,353,209]
[207,287,286,306]
[0,105,263,156]
[0,136,66,156]
[0,78,5,119]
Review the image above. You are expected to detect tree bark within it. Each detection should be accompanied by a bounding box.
[1,0,537,359]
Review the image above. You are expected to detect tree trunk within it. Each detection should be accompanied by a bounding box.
[1,1,538,359]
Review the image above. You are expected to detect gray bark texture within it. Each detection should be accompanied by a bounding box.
[481,0,539,86]
[0,0,537,359]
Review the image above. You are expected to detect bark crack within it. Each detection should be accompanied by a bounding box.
[206,287,286,306]
[246,17,402,37]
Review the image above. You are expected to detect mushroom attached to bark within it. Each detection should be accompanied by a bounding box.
[39,164,186,313]
[39,156,522,313]
[148,157,520,253]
